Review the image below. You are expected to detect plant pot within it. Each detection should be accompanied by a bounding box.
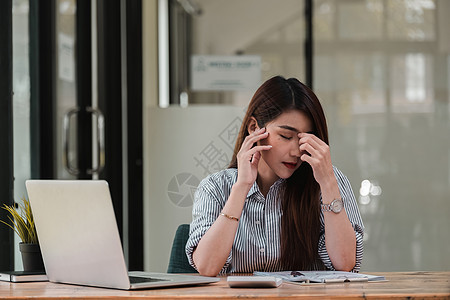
[19,243,45,272]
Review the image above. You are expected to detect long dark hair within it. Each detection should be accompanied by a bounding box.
[229,76,328,270]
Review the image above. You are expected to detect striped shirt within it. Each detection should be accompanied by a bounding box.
[186,167,364,274]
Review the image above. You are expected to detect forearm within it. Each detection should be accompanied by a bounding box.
[192,183,249,276]
[321,178,357,271]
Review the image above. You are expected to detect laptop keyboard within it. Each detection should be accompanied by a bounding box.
[129,276,169,284]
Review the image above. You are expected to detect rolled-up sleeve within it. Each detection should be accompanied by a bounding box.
[318,167,364,272]
[185,176,232,272]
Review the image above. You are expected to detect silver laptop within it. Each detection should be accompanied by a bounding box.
[25,180,219,290]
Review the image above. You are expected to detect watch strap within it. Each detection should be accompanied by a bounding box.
[321,198,343,213]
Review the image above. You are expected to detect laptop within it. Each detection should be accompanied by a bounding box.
[25,180,219,290]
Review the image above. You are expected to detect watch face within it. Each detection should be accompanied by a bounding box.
[331,199,343,213]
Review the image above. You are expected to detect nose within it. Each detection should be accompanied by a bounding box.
[290,139,301,157]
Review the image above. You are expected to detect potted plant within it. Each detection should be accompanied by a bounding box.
[1,197,45,272]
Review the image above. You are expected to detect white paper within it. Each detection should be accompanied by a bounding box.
[254,271,386,283]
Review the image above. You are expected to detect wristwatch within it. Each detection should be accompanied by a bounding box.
[321,198,343,213]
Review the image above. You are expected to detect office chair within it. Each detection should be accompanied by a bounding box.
[167,224,198,273]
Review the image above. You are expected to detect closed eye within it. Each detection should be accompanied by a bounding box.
[280,134,292,140]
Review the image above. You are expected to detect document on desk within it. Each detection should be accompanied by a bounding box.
[253,271,386,284]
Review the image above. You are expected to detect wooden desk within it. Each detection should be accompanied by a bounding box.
[0,272,449,299]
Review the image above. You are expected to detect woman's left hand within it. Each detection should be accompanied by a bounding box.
[299,132,357,272]
[298,133,335,187]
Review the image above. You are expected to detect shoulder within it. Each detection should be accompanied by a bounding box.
[197,168,238,193]
[201,168,237,184]
[205,168,238,181]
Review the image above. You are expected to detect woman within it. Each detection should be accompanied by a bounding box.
[186,76,364,276]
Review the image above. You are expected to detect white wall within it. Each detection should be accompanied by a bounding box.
[144,106,245,272]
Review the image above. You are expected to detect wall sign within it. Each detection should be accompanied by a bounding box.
[191,55,261,91]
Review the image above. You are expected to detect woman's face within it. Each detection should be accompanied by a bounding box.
[256,109,313,182]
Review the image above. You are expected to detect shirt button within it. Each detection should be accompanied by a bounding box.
[259,248,265,253]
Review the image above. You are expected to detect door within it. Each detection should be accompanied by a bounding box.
[3,0,144,271]
[56,0,100,180]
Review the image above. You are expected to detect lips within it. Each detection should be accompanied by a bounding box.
[283,162,297,169]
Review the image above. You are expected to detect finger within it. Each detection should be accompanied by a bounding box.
[247,127,266,139]
[299,135,330,159]
[238,145,272,163]
[298,135,321,150]
[242,130,269,150]
[248,127,267,140]
[251,151,261,164]
[298,132,325,149]
[247,145,272,157]
[301,153,317,166]
[299,142,317,157]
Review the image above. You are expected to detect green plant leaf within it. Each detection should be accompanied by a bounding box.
[1,197,38,244]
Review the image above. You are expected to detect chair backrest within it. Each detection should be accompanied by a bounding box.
[167,224,198,273]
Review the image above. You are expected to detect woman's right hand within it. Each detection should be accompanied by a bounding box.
[193,129,271,276]
[235,127,272,187]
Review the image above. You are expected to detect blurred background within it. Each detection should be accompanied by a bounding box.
[5,0,449,273]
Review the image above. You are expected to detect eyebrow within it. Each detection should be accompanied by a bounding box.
[278,125,299,133]
[277,125,315,134]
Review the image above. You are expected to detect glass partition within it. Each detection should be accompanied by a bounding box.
[145,0,450,272]
[169,0,306,106]
[313,0,449,271]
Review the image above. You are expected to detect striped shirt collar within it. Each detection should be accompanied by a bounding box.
[246,177,286,199]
